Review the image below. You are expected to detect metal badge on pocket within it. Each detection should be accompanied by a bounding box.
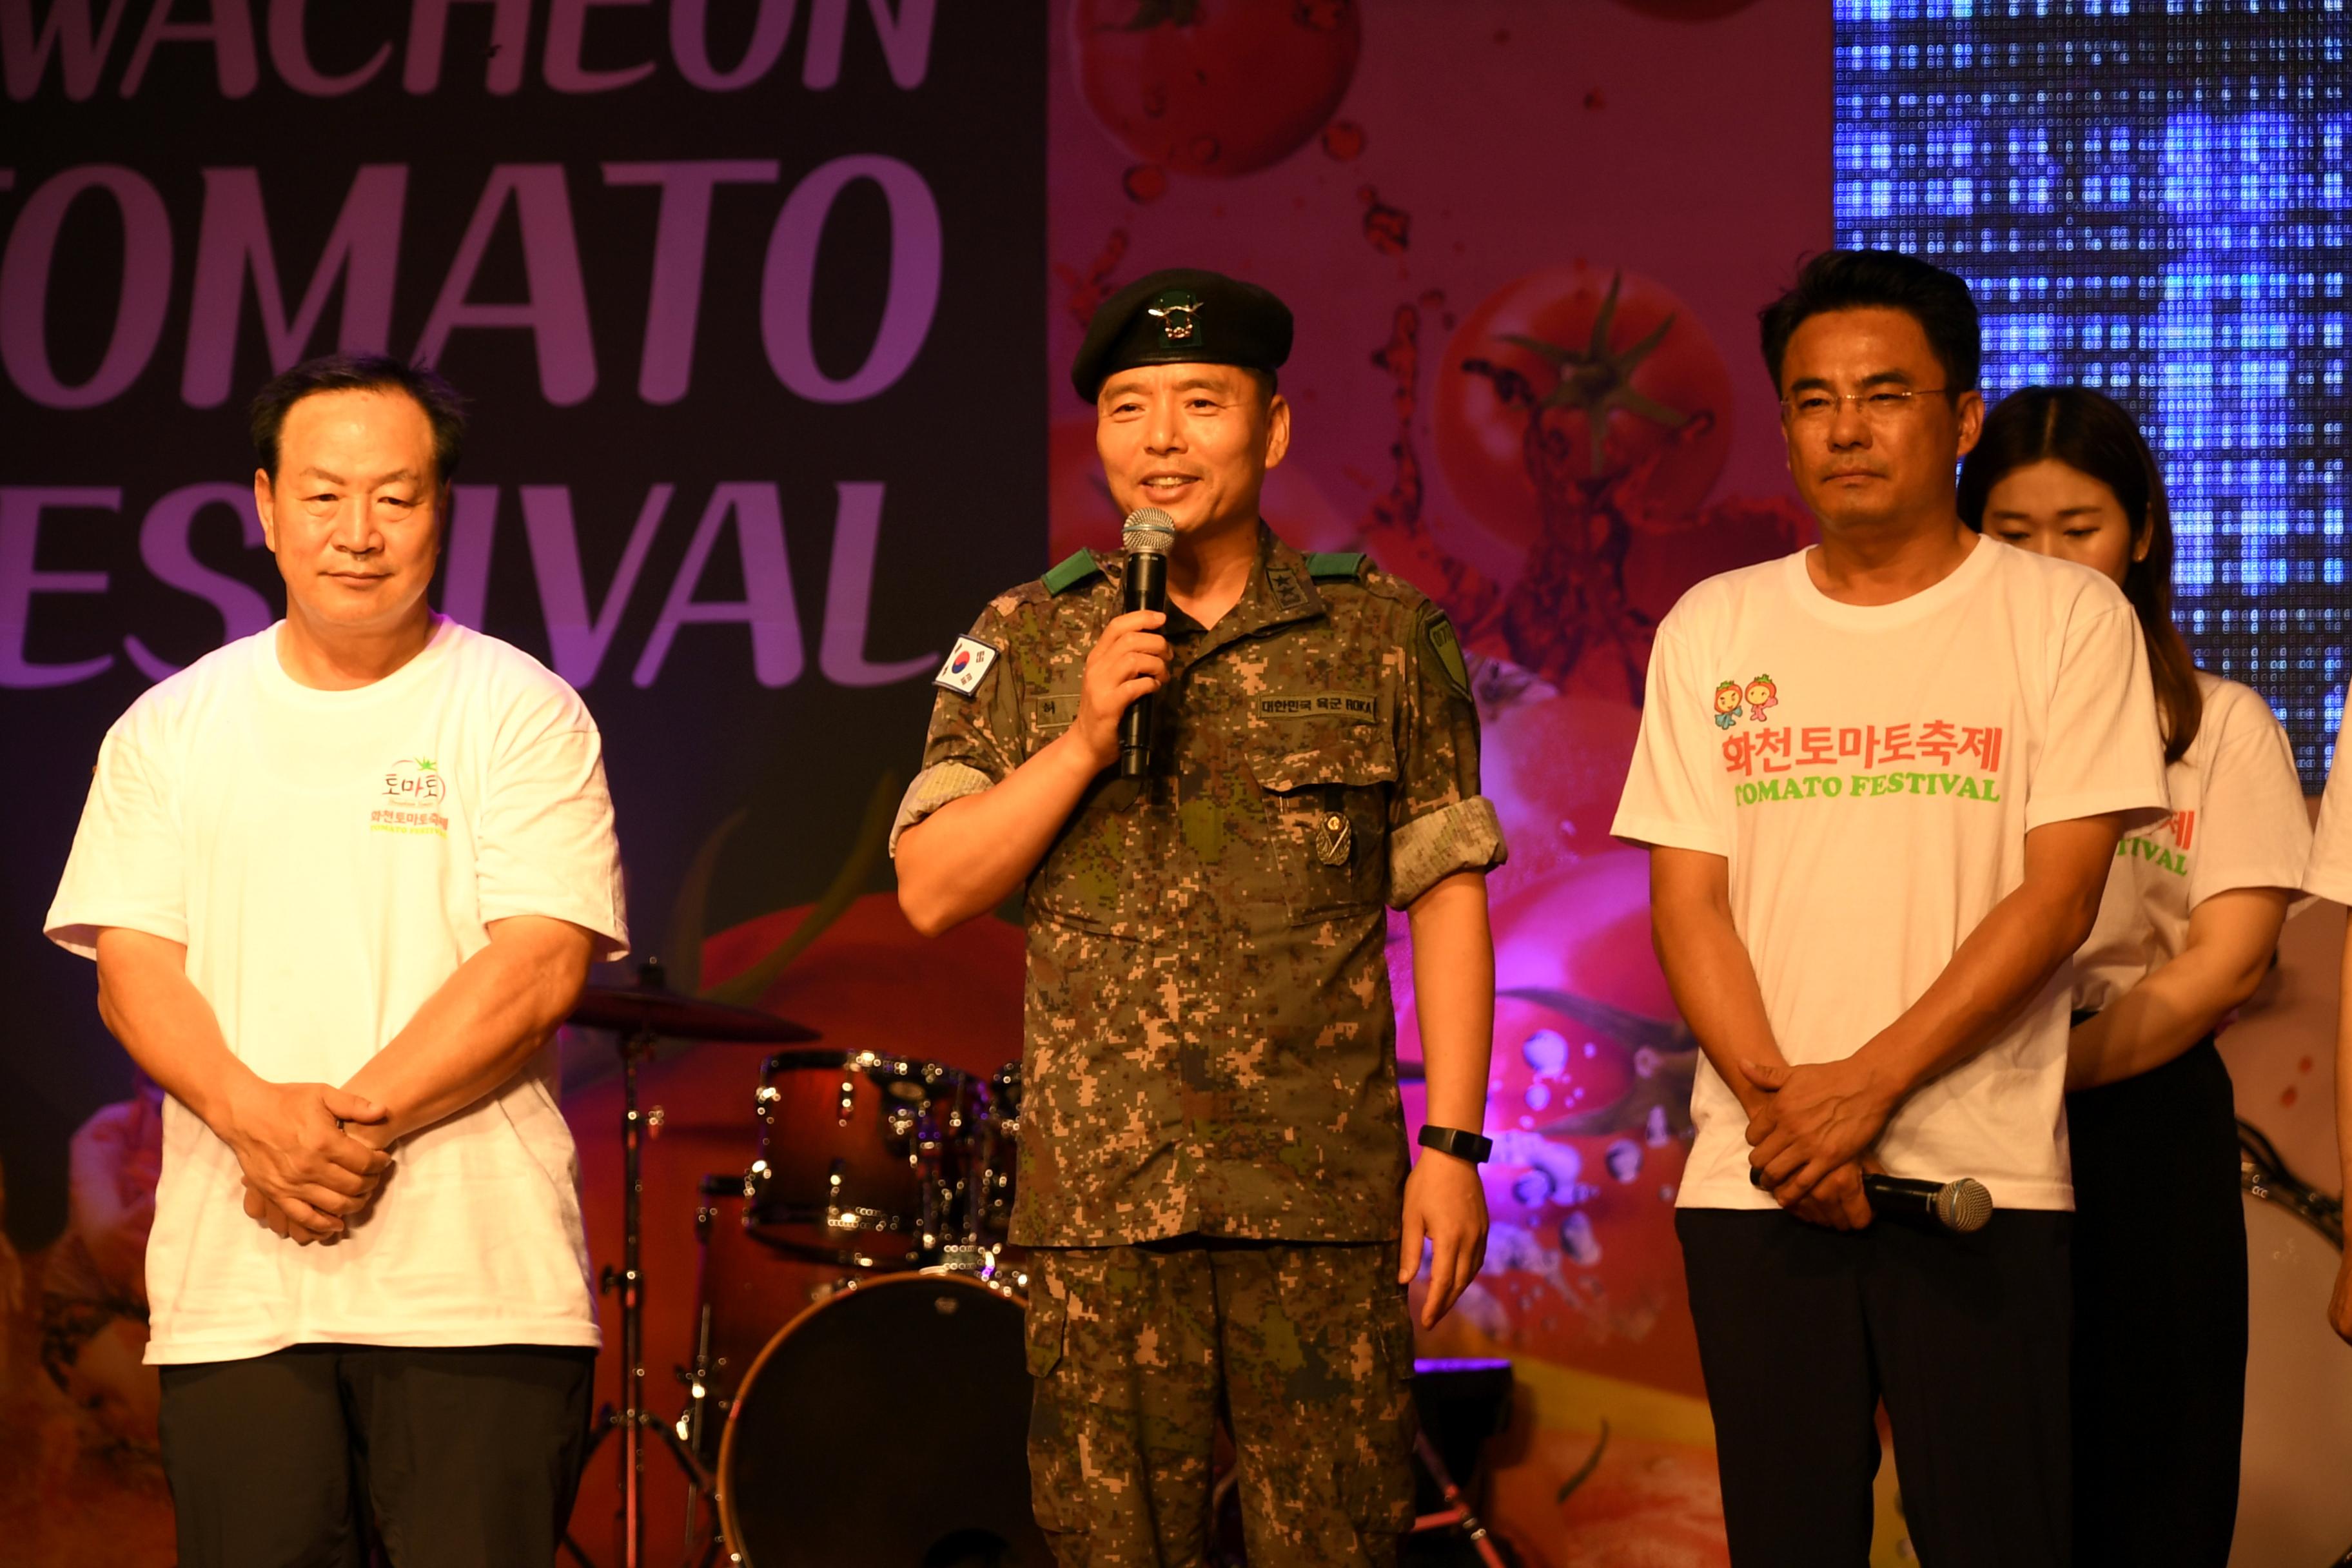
[1316,807,1353,867]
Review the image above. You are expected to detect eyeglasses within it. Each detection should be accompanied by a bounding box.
[1779,388,1953,426]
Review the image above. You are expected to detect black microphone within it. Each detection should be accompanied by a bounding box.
[1748,1165,1994,1233]
[1117,508,1175,779]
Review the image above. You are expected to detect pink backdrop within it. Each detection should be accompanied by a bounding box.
[1041,4,1828,1560]
[0,5,1833,1563]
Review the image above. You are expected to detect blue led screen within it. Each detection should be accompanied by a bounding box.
[1835,1,2349,785]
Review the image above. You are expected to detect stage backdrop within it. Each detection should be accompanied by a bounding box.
[0,2,1043,1560]
[0,3,1853,1565]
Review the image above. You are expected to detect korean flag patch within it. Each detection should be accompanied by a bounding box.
[935,635,1001,696]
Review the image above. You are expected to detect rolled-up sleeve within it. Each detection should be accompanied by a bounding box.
[891,603,1024,858]
[1387,601,1507,907]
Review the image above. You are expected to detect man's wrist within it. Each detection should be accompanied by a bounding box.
[1846,1039,1911,1117]
[1043,725,1114,781]
[213,1064,268,1146]
[1416,1124,1493,1164]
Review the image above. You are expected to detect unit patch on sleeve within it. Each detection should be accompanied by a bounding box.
[935,636,1001,695]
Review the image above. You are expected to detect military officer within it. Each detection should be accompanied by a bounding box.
[894,268,1505,1567]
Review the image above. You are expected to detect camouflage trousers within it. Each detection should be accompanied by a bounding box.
[1023,1237,1418,1568]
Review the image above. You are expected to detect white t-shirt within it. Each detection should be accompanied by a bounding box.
[46,618,629,1364]
[2302,705,2352,906]
[1612,538,2166,1211]
[2074,673,2311,1011]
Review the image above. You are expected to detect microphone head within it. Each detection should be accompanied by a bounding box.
[1934,1177,1994,1233]
[1122,508,1177,555]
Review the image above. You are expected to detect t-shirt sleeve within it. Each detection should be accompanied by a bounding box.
[2187,683,2312,909]
[1612,621,1730,857]
[45,706,186,960]
[2023,598,2168,832]
[1386,602,1507,908]
[890,602,1024,856]
[2302,706,2352,905]
[478,687,629,961]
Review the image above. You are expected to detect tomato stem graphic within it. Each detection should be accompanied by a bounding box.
[1492,271,1692,480]
[1110,0,1202,29]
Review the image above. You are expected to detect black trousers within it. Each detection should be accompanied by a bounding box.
[158,1342,596,1568]
[2066,1037,2246,1566]
[1678,1207,2073,1568]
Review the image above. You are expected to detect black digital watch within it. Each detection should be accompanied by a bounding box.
[1416,1124,1494,1164]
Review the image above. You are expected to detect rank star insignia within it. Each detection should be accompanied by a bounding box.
[1146,291,1204,341]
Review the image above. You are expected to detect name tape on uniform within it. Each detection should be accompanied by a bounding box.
[935,636,1000,694]
[1026,692,1081,732]
[1253,692,1377,721]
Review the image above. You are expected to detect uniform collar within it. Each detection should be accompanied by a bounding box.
[1164,522,1326,658]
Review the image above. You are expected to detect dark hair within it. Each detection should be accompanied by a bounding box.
[249,353,467,485]
[1957,386,2201,764]
[1758,250,1982,395]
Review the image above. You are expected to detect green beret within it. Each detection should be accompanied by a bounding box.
[1070,266,1294,403]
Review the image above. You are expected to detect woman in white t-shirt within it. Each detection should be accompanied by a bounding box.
[1958,386,2311,1567]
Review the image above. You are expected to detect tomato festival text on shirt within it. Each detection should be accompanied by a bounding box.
[1720,721,2006,778]
[2116,807,2196,876]
[1734,770,2003,807]
[369,808,449,837]
[1721,719,2010,810]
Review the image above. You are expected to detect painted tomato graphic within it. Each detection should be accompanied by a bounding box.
[1623,493,1814,623]
[1069,0,1363,178]
[1435,266,1735,549]
[1484,694,1645,879]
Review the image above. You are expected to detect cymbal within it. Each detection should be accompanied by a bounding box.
[569,983,819,1043]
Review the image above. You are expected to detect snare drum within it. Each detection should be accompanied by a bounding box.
[745,1050,981,1268]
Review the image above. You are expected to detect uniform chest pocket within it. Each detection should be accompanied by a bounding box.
[1244,735,1398,919]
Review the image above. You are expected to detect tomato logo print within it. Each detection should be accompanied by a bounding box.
[1069,0,1362,178]
[1712,681,1744,731]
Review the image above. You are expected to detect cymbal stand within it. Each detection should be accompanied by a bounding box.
[561,964,720,1568]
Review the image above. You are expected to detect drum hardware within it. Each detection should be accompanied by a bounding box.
[2239,1119,2344,1249]
[560,960,819,1568]
[2234,1117,2352,1568]
[745,1050,1014,1271]
[659,1050,1024,1565]
[1408,1430,1511,1568]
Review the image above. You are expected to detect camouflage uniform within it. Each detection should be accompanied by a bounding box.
[895,524,1505,1566]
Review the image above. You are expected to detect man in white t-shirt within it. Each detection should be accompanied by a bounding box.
[46,355,628,1568]
[1612,252,2166,1566]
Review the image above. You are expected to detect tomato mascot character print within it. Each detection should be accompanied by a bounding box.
[1743,674,1779,723]
[1712,681,1744,731]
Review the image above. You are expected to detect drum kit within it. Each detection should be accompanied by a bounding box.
[557,966,1516,1568]
[562,963,1043,1568]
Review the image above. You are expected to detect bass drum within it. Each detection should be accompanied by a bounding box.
[716,1271,1051,1567]
[2231,1175,2352,1565]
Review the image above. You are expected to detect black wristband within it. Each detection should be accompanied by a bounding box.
[1416,1124,1493,1164]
